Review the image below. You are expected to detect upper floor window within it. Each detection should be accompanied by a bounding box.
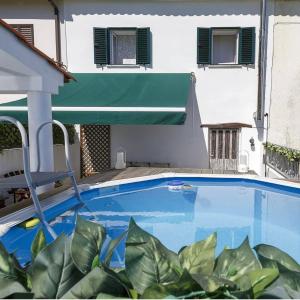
[10,24,34,45]
[212,29,238,65]
[110,29,136,65]
[94,27,151,66]
[197,27,255,65]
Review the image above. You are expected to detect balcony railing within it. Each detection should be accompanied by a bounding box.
[266,146,300,180]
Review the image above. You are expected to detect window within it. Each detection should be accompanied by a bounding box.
[212,29,238,64]
[110,29,136,65]
[197,27,255,65]
[10,24,34,45]
[94,27,151,66]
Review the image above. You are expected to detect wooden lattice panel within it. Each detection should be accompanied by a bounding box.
[80,125,111,177]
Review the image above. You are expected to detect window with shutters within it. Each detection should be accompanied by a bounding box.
[197,27,255,65]
[110,29,136,65]
[93,27,151,66]
[10,24,34,45]
[212,29,239,64]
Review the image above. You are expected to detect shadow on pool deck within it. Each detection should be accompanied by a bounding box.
[0,167,256,218]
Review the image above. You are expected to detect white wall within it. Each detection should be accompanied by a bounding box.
[63,0,264,174]
[0,143,80,180]
[267,0,300,150]
[0,0,57,60]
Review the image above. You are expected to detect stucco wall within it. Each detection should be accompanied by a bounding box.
[64,0,264,174]
[0,0,57,60]
[268,0,300,150]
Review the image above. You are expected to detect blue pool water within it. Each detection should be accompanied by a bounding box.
[1,177,300,266]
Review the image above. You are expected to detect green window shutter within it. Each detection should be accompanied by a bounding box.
[197,28,211,64]
[239,27,255,64]
[136,28,151,65]
[94,28,108,65]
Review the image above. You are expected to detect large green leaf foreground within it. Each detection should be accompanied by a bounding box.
[0,216,300,299]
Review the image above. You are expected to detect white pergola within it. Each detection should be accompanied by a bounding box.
[0,20,72,175]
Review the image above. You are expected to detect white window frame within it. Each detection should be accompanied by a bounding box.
[109,29,137,65]
[211,29,239,65]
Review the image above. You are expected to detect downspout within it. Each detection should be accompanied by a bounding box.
[257,0,267,121]
[48,0,62,64]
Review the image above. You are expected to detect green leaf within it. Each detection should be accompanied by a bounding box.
[179,232,216,275]
[255,244,300,272]
[141,270,203,299]
[0,243,27,288]
[62,267,129,299]
[258,284,290,299]
[214,237,261,281]
[96,293,129,299]
[117,269,134,290]
[7,292,34,299]
[250,269,279,298]
[276,264,300,294]
[104,230,127,267]
[92,255,100,269]
[31,229,46,260]
[29,234,83,299]
[236,268,279,298]
[125,218,182,294]
[191,274,236,293]
[259,277,300,299]
[0,243,19,279]
[0,278,28,299]
[71,216,106,274]
[129,289,139,299]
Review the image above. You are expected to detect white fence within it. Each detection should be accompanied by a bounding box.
[0,143,80,179]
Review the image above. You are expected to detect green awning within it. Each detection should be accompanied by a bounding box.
[0,73,191,125]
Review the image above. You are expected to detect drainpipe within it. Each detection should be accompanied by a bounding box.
[48,0,62,64]
[256,0,267,121]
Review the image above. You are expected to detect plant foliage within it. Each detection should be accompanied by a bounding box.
[0,124,75,153]
[0,216,299,299]
[265,142,300,162]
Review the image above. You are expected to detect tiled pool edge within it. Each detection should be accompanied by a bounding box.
[1,172,300,231]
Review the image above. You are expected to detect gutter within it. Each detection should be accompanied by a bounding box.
[48,0,62,64]
[256,0,268,121]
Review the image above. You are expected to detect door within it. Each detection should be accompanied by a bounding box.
[209,128,239,171]
[80,125,111,177]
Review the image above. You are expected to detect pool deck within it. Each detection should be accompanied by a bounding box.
[78,167,257,185]
[0,167,256,218]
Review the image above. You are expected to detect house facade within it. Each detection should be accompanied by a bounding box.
[264,1,300,179]
[1,0,287,176]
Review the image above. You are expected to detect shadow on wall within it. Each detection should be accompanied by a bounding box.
[64,0,260,19]
[2,0,300,21]
[110,82,209,169]
[0,0,55,19]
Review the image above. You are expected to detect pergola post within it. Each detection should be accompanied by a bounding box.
[27,92,54,174]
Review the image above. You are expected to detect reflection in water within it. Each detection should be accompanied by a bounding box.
[1,180,300,266]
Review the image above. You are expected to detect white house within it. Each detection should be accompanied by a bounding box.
[1,0,290,176]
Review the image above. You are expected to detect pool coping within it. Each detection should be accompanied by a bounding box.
[1,172,300,234]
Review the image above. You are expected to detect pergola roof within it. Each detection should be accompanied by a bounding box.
[0,19,74,83]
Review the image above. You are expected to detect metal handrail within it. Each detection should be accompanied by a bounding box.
[35,120,72,173]
[0,116,57,238]
[35,120,84,206]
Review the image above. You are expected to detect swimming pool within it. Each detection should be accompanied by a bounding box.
[1,175,300,266]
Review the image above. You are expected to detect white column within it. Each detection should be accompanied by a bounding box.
[27,92,54,174]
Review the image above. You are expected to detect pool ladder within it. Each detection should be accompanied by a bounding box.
[0,116,84,239]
